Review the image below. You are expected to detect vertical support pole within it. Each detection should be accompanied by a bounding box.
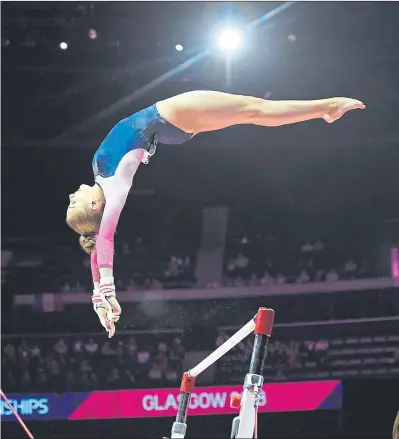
[234,307,275,439]
[170,373,195,439]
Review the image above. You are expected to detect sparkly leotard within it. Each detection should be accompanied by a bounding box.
[90,103,193,280]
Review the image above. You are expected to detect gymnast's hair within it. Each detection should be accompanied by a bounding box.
[393,411,399,439]
[66,205,104,254]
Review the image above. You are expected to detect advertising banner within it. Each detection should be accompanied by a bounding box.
[2,380,342,422]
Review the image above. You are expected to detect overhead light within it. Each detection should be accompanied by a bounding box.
[215,27,243,52]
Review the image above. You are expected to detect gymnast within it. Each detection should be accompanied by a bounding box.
[66,90,365,337]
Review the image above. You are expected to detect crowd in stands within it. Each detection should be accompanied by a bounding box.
[64,235,367,292]
[64,249,196,293]
[2,241,196,295]
[2,202,384,295]
[215,329,329,383]
[220,230,376,289]
[216,328,399,383]
[2,234,377,295]
[3,326,398,393]
[2,333,185,393]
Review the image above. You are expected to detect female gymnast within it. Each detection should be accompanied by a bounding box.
[66,90,365,337]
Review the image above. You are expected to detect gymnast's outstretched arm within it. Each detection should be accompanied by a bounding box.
[156,90,365,134]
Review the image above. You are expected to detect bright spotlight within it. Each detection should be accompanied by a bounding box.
[216,27,243,52]
[59,41,68,50]
[175,44,183,52]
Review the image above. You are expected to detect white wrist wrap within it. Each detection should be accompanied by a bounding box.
[100,276,114,286]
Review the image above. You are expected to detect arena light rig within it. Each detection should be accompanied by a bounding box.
[170,307,275,439]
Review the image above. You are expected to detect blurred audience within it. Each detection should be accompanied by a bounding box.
[214,329,398,383]
[222,234,375,288]
[2,334,185,393]
[3,327,397,393]
[2,217,378,294]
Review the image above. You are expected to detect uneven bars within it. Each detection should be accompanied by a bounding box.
[0,389,34,439]
[171,314,258,439]
[188,316,256,378]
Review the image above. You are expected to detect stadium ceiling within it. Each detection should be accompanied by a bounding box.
[2,2,399,149]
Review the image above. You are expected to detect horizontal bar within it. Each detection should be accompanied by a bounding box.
[220,315,399,331]
[188,317,256,378]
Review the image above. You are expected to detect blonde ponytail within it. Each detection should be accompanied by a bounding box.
[79,235,96,254]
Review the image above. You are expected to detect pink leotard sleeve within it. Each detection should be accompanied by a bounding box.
[91,148,144,273]
[95,179,131,269]
[90,251,100,283]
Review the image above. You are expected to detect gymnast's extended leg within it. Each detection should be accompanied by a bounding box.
[156,90,365,134]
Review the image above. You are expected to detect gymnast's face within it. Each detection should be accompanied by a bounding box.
[68,184,96,208]
[66,184,105,238]
[66,184,103,220]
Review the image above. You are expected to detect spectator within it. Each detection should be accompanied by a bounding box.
[296,269,311,284]
[106,367,123,388]
[206,280,222,288]
[165,367,179,383]
[3,343,17,363]
[313,240,325,252]
[61,282,71,292]
[301,242,313,253]
[170,337,185,361]
[248,274,261,286]
[233,277,246,286]
[65,370,77,390]
[235,253,249,273]
[124,369,136,386]
[315,339,329,368]
[148,278,163,290]
[275,272,287,285]
[73,337,84,354]
[102,341,116,356]
[286,341,301,369]
[314,269,325,282]
[31,344,41,358]
[326,268,340,282]
[85,338,99,354]
[122,243,131,256]
[54,338,68,355]
[148,362,163,381]
[137,350,151,365]
[344,259,358,279]
[36,369,50,391]
[226,259,236,274]
[260,271,274,286]
[240,236,250,245]
[216,330,229,347]
[126,278,137,291]
[126,336,138,354]
[20,371,32,391]
[164,256,180,277]
[74,281,86,292]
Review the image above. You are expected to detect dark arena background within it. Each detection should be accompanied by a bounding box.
[1,2,399,438]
